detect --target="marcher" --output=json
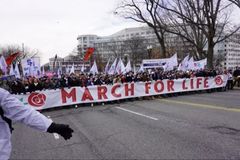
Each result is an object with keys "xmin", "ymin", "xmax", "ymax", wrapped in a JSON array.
[
  {"xmin": 227, "ymin": 70, "xmax": 234, "ymax": 90},
  {"xmin": 0, "ymin": 88, "xmax": 74, "ymax": 160},
  {"xmin": 233, "ymin": 66, "xmax": 240, "ymax": 88}
]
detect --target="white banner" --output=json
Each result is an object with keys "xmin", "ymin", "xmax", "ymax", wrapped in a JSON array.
[
  {"xmin": 21, "ymin": 58, "xmax": 41, "ymax": 77},
  {"xmin": 142, "ymin": 58, "xmax": 169, "ymax": 69},
  {"xmin": 143, "ymin": 54, "xmax": 178, "ymax": 69},
  {"xmin": 15, "ymin": 75, "xmax": 228, "ymax": 110}
]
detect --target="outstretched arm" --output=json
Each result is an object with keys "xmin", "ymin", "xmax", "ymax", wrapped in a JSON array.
[{"xmin": 0, "ymin": 88, "xmax": 73, "ymax": 139}]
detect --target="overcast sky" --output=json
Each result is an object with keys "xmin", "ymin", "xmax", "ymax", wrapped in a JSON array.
[
  {"xmin": 0, "ymin": 0, "xmax": 141, "ymax": 64},
  {"xmin": 1, "ymin": 0, "xmax": 239, "ymax": 65}
]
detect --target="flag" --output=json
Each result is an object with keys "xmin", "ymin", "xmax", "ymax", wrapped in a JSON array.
[
  {"xmin": 6, "ymin": 52, "xmax": 21, "ymax": 66},
  {"xmin": 66, "ymin": 65, "xmax": 70, "ymax": 74},
  {"xmin": 81, "ymin": 63, "xmax": 85, "ymax": 72},
  {"xmin": 21, "ymin": 58, "xmax": 41, "ymax": 77},
  {"xmin": 164, "ymin": 53, "xmax": 178, "ymax": 71},
  {"xmin": 9, "ymin": 64, "xmax": 14, "ymax": 76},
  {"xmin": 169, "ymin": 53, "xmax": 178, "ymax": 66},
  {"xmin": 193, "ymin": 58, "xmax": 207, "ymax": 70},
  {"xmin": 70, "ymin": 64, "xmax": 75, "ymax": 74},
  {"xmin": 57, "ymin": 67, "xmax": 62, "ymax": 78},
  {"xmin": 115, "ymin": 58, "xmax": 125, "ymax": 74},
  {"xmin": 186, "ymin": 57, "xmax": 194, "ymax": 70},
  {"xmin": 9, "ymin": 64, "xmax": 21, "ymax": 78},
  {"xmin": 90, "ymin": 60, "xmax": 98, "ymax": 74},
  {"xmin": 14, "ymin": 64, "xmax": 21, "ymax": 78},
  {"xmin": 124, "ymin": 60, "xmax": 132, "ymax": 73},
  {"xmin": 0, "ymin": 55, "xmax": 8, "ymax": 74},
  {"xmin": 104, "ymin": 59, "xmax": 110, "ymax": 74},
  {"xmin": 83, "ymin": 48, "xmax": 95, "ymax": 61},
  {"xmin": 53, "ymin": 54, "xmax": 57, "ymax": 69},
  {"xmin": 41, "ymin": 66, "xmax": 45, "ymax": 76},
  {"xmin": 138, "ymin": 63, "xmax": 144, "ymax": 73},
  {"xmin": 178, "ymin": 55, "xmax": 189, "ymax": 71},
  {"xmin": 108, "ymin": 58, "xmax": 117, "ymax": 75}
]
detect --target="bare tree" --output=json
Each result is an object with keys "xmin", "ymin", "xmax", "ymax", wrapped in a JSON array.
[
  {"xmin": 165, "ymin": 34, "xmax": 197, "ymax": 59},
  {"xmin": 107, "ymin": 39, "xmax": 127, "ymax": 58},
  {"xmin": 213, "ymin": 52, "xmax": 225, "ymax": 67},
  {"xmin": 158, "ymin": 0, "xmax": 240, "ymax": 69},
  {"xmin": 124, "ymin": 36, "xmax": 147, "ymax": 66},
  {"xmin": 0, "ymin": 45, "xmax": 22, "ymax": 57},
  {"xmin": 228, "ymin": 0, "xmax": 240, "ymax": 7},
  {"xmin": 0, "ymin": 44, "xmax": 40, "ymax": 58},
  {"xmin": 116, "ymin": 0, "xmax": 168, "ymax": 58},
  {"xmin": 0, "ymin": 44, "xmax": 40, "ymax": 65},
  {"xmin": 161, "ymin": 0, "xmax": 208, "ymax": 60}
]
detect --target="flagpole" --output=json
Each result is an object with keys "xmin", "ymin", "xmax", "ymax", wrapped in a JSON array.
[
  {"xmin": 83, "ymin": 60, "xmax": 85, "ymax": 73},
  {"xmin": 22, "ymin": 43, "xmax": 24, "ymax": 54}
]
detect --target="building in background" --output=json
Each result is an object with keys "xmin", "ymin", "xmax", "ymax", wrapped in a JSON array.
[
  {"xmin": 77, "ymin": 26, "xmax": 196, "ymax": 65},
  {"xmin": 46, "ymin": 26, "xmax": 240, "ymax": 71},
  {"xmin": 46, "ymin": 54, "xmax": 90, "ymax": 73},
  {"xmin": 77, "ymin": 35, "xmax": 98, "ymax": 58},
  {"xmin": 224, "ymin": 34, "xmax": 240, "ymax": 69}
]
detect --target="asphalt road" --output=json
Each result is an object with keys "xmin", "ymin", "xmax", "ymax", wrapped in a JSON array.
[{"xmin": 11, "ymin": 88, "xmax": 240, "ymax": 159}]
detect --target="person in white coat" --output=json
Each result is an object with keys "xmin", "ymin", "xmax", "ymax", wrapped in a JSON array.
[{"xmin": 0, "ymin": 88, "xmax": 74, "ymax": 160}]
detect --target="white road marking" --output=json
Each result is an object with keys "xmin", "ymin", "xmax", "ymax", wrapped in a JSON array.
[
  {"xmin": 47, "ymin": 116, "xmax": 60, "ymax": 140},
  {"xmin": 116, "ymin": 107, "xmax": 159, "ymax": 121}
]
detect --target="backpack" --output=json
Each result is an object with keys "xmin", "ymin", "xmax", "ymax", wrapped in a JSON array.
[{"xmin": 0, "ymin": 106, "xmax": 14, "ymax": 133}]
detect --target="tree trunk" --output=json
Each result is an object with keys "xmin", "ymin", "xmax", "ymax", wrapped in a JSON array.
[
  {"xmin": 153, "ymin": 29, "xmax": 167, "ymax": 58},
  {"xmin": 159, "ymin": 38, "xmax": 167, "ymax": 58},
  {"xmin": 196, "ymin": 47, "xmax": 205, "ymax": 60},
  {"xmin": 207, "ymin": 41, "xmax": 214, "ymax": 69}
]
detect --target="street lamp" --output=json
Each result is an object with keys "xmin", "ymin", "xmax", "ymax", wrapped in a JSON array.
[{"xmin": 147, "ymin": 45, "xmax": 153, "ymax": 59}]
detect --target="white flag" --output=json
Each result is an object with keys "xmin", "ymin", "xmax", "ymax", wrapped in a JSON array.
[
  {"xmin": 115, "ymin": 58, "xmax": 125, "ymax": 74},
  {"xmin": 186, "ymin": 57, "xmax": 194, "ymax": 70},
  {"xmin": 108, "ymin": 58, "xmax": 117, "ymax": 75},
  {"xmin": 124, "ymin": 60, "xmax": 132, "ymax": 73},
  {"xmin": 193, "ymin": 58, "xmax": 207, "ymax": 70},
  {"xmin": 169, "ymin": 53, "xmax": 178, "ymax": 66},
  {"xmin": 66, "ymin": 65, "xmax": 70, "ymax": 74},
  {"xmin": 104, "ymin": 59, "xmax": 110, "ymax": 74},
  {"xmin": 57, "ymin": 67, "xmax": 62, "ymax": 78},
  {"xmin": 9, "ymin": 64, "xmax": 21, "ymax": 78},
  {"xmin": 41, "ymin": 66, "xmax": 45, "ymax": 76},
  {"xmin": 70, "ymin": 64, "xmax": 75, "ymax": 74},
  {"xmin": 90, "ymin": 60, "xmax": 98, "ymax": 74},
  {"xmin": 14, "ymin": 64, "xmax": 21, "ymax": 78},
  {"xmin": 81, "ymin": 63, "xmax": 85, "ymax": 72},
  {"xmin": 9, "ymin": 64, "xmax": 15, "ymax": 76},
  {"xmin": 178, "ymin": 55, "xmax": 189, "ymax": 71},
  {"xmin": 164, "ymin": 53, "xmax": 178, "ymax": 71},
  {"xmin": 0, "ymin": 55, "xmax": 7, "ymax": 74},
  {"xmin": 138, "ymin": 63, "xmax": 144, "ymax": 73}
]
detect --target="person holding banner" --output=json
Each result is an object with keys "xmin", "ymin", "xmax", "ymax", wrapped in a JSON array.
[
  {"xmin": 233, "ymin": 66, "xmax": 240, "ymax": 88},
  {"xmin": 0, "ymin": 87, "xmax": 74, "ymax": 160}
]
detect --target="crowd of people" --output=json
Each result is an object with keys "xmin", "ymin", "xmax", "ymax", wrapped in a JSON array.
[{"xmin": 0, "ymin": 67, "xmax": 240, "ymax": 95}]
